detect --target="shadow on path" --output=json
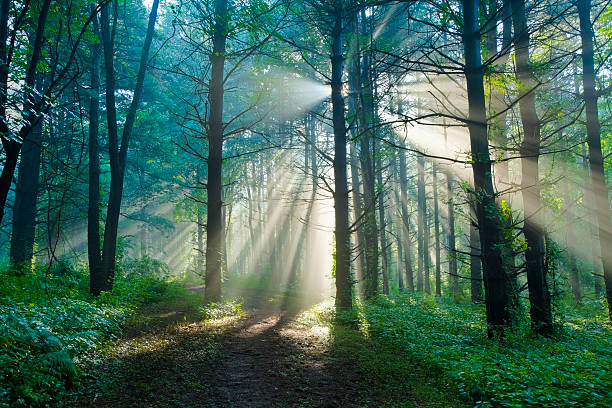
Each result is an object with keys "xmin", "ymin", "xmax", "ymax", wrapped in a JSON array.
[{"xmin": 73, "ymin": 290, "xmax": 368, "ymax": 408}]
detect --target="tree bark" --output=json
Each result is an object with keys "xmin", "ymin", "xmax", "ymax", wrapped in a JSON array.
[
  {"xmin": 88, "ymin": 10, "xmax": 103, "ymax": 295},
  {"xmin": 204, "ymin": 0, "xmax": 229, "ymax": 302},
  {"xmin": 99, "ymin": 0, "xmax": 160, "ymax": 293},
  {"xmin": 0, "ymin": 0, "xmax": 51, "ymax": 228},
  {"xmin": 577, "ymin": 0, "xmax": 612, "ymax": 321},
  {"xmin": 511, "ymin": 0, "xmax": 553, "ymax": 335},
  {"xmin": 331, "ymin": 0, "xmax": 352, "ymax": 310},
  {"xmin": 399, "ymin": 146, "xmax": 414, "ymax": 291},
  {"xmin": 463, "ymin": 0, "xmax": 512, "ymax": 337},
  {"xmin": 10, "ymin": 78, "xmax": 43, "ymax": 270}
]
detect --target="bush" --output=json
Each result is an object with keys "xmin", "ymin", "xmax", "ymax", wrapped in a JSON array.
[{"xmin": 0, "ymin": 260, "xmax": 176, "ymax": 407}]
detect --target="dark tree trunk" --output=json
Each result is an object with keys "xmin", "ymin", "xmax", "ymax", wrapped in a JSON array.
[
  {"xmin": 356, "ymin": 25, "xmax": 379, "ymax": 299},
  {"xmin": 463, "ymin": 0, "xmax": 512, "ymax": 337},
  {"xmin": 469, "ymin": 206, "xmax": 483, "ymax": 302},
  {"xmin": 331, "ymin": 0, "xmax": 352, "ymax": 310},
  {"xmin": 88, "ymin": 11, "xmax": 103, "ymax": 295},
  {"xmin": 204, "ymin": 0, "xmax": 228, "ymax": 303},
  {"xmin": 10, "ymin": 79, "xmax": 43, "ymax": 269},
  {"xmin": 99, "ymin": 0, "xmax": 160, "ymax": 293},
  {"xmin": 511, "ymin": 0, "xmax": 553, "ymax": 335},
  {"xmin": 347, "ymin": 26, "xmax": 366, "ymax": 293},
  {"xmin": 0, "ymin": 0, "xmax": 50, "ymax": 227},
  {"xmin": 577, "ymin": 0, "xmax": 612, "ymax": 321},
  {"xmin": 399, "ymin": 146, "xmax": 414, "ymax": 291}
]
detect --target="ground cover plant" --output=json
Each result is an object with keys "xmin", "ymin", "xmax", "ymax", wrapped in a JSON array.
[{"xmin": 297, "ymin": 295, "xmax": 612, "ymax": 408}]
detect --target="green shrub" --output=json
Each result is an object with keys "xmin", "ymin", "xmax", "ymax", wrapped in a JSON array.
[{"xmin": 0, "ymin": 260, "xmax": 177, "ymax": 407}]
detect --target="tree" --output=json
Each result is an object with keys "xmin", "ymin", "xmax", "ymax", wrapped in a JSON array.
[
  {"xmin": 577, "ymin": 0, "xmax": 612, "ymax": 321},
  {"xmin": 91, "ymin": 0, "xmax": 160, "ymax": 295},
  {"xmin": 462, "ymin": 0, "xmax": 512, "ymax": 337}
]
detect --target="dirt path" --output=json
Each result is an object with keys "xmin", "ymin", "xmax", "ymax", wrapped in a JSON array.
[{"xmin": 74, "ymin": 293, "xmax": 368, "ymax": 408}]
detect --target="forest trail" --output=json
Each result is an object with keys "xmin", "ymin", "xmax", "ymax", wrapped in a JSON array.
[{"xmin": 74, "ymin": 288, "xmax": 370, "ymax": 408}]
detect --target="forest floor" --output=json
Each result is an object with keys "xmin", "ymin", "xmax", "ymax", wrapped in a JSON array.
[{"xmin": 72, "ymin": 286, "xmax": 460, "ymax": 408}]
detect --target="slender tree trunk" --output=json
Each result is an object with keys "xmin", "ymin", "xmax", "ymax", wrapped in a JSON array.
[
  {"xmin": 376, "ymin": 150, "xmax": 390, "ymax": 295},
  {"xmin": 417, "ymin": 154, "xmax": 425, "ymax": 291},
  {"xmin": 577, "ymin": 0, "xmax": 612, "ymax": 321},
  {"xmin": 100, "ymin": 0, "xmax": 160, "ymax": 293},
  {"xmin": 399, "ymin": 146, "xmax": 414, "ymax": 291},
  {"xmin": 88, "ymin": 12, "xmax": 103, "ymax": 294},
  {"xmin": 463, "ymin": 0, "xmax": 511, "ymax": 337},
  {"xmin": 511, "ymin": 0, "xmax": 553, "ymax": 335},
  {"xmin": 447, "ymin": 168, "xmax": 459, "ymax": 300},
  {"xmin": 10, "ymin": 78, "xmax": 43, "ymax": 270},
  {"xmin": 355, "ymin": 8, "xmax": 380, "ymax": 299},
  {"xmin": 392, "ymin": 157, "xmax": 404, "ymax": 290},
  {"xmin": 347, "ymin": 26, "xmax": 366, "ymax": 294},
  {"xmin": 331, "ymin": 0, "xmax": 351, "ymax": 310},
  {"xmin": 433, "ymin": 163, "xmax": 441, "ymax": 296},
  {"xmin": 204, "ymin": 0, "xmax": 228, "ymax": 303}
]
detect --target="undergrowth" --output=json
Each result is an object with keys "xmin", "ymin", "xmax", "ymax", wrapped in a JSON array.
[
  {"xmin": 0, "ymin": 258, "xmax": 184, "ymax": 408},
  {"xmin": 299, "ymin": 294, "xmax": 612, "ymax": 408}
]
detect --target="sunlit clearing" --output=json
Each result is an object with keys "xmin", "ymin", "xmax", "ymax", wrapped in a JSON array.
[{"xmin": 223, "ymin": 150, "xmax": 334, "ymax": 309}]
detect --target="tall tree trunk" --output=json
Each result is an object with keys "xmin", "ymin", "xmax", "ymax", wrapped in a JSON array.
[
  {"xmin": 0, "ymin": 0, "xmax": 51, "ymax": 227},
  {"xmin": 417, "ymin": 154, "xmax": 425, "ymax": 291},
  {"xmin": 350, "ymin": 142, "xmax": 366, "ymax": 293},
  {"xmin": 399, "ymin": 146, "xmax": 414, "ymax": 291},
  {"xmin": 88, "ymin": 11, "xmax": 103, "ymax": 294},
  {"xmin": 99, "ymin": 0, "xmax": 160, "ymax": 293},
  {"xmin": 204, "ymin": 0, "xmax": 228, "ymax": 302},
  {"xmin": 331, "ymin": 0, "xmax": 351, "ymax": 310},
  {"xmin": 463, "ymin": 0, "xmax": 511, "ymax": 337},
  {"xmin": 10, "ymin": 78, "xmax": 43, "ymax": 270},
  {"xmin": 347, "ymin": 26, "xmax": 366, "ymax": 294},
  {"xmin": 577, "ymin": 0, "xmax": 612, "ymax": 321},
  {"xmin": 433, "ymin": 163, "xmax": 441, "ymax": 296},
  {"xmin": 356, "ymin": 15, "xmax": 379, "ymax": 299},
  {"xmin": 511, "ymin": 0, "xmax": 553, "ymax": 335},
  {"xmin": 376, "ymin": 149, "xmax": 390, "ymax": 295},
  {"xmin": 393, "ymin": 154, "xmax": 404, "ymax": 290},
  {"xmin": 447, "ymin": 169, "xmax": 459, "ymax": 300}
]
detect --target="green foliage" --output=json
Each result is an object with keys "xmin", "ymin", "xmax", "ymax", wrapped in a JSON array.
[
  {"xmin": 305, "ymin": 295, "xmax": 612, "ymax": 408},
  {"xmin": 0, "ymin": 261, "xmax": 178, "ymax": 407}
]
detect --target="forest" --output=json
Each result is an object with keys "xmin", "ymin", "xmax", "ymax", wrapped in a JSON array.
[{"xmin": 1, "ymin": 0, "xmax": 611, "ymax": 406}]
